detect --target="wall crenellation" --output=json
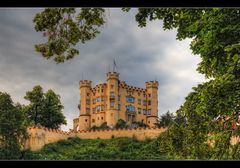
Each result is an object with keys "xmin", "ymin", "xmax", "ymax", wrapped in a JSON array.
[{"xmin": 24, "ymin": 125, "xmax": 167, "ymax": 151}]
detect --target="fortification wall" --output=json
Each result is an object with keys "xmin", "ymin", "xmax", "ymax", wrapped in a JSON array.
[
  {"xmin": 24, "ymin": 125, "xmax": 75, "ymax": 151},
  {"xmin": 24, "ymin": 126, "xmax": 167, "ymax": 151},
  {"xmin": 75, "ymin": 127, "xmax": 167, "ymax": 140}
]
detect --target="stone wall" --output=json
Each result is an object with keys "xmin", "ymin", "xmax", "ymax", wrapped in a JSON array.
[{"xmin": 24, "ymin": 126, "xmax": 167, "ymax": 151}]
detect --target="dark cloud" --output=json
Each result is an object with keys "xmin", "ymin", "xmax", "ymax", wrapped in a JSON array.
[{"xmin": 0, "ymin": 8, "xmax": 205, "ymax": 130}]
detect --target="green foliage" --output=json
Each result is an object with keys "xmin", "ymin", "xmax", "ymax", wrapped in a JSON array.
[
  {"xmin": 156, "ymin": 111, "xmax": 175, "ymax": 128},
  {"xmin": 34, "ymin": 8, "xmax": 105, "ymax": 63},
  {"xmin": 24, "ymin": 85, "xmax": 66, "ymax": 129},
  {"xmin": 22, "ymin": 137, "xmax": 167, "ymax": 160},
  {"xmin": 115, "ymin": 119, "xmax": 128, "ymax": 128},
  {"xmin": 0, "ymin": 92, "xmax": 28, "ymax": 160}
]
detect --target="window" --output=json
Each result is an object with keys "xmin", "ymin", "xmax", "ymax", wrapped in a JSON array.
[
  {"xmin": 85, "ymin": 119, "xmax": 88, "ymax": 122},
  {"xmin": 86, "ymin": 99, "xmax": 90, "ymax": 105},
  {"xmin": 138, "ymin": 99, "xmax": 141, "ymax": 105},
  {"xmin": 138, "ymin": 108, "xmax": 141, "ymax": 114},
  {"xmin": 87, "ymin": 93, "xmax": 90, "ymax": 96},
  {"xmin": 97, "ymin": 105, "xmax": 101, "ymax": 112},
  {"xmin": 147, "ymin": 109, "xmax": 151, "ymax": 115},
  {"xmin": 118, "ymin": 95, "xmax": 120, "ymax": 101},
  {"xmin": 101, "ymin": 89, "xmax": 104, "ymax": 93},
  {"xmin": 138, "ymin": 92, "xmax": 141, "ymax": 96},
  {"xmin": 111, "ymin": 84, "xmax": 114, "ymax": 89},
  {"xmin": 93, "ymin": 108, "xmax": 96, "ymax": 113},
  {"xmin": 143, "ymin": 94, "xmax": 146, "ymax": 97},
  {"xmin": 101, "ymin": 96, "xmax": 104, "ymax": 101},
  {"xmin": 126, "ymin": 105, "xmax": 135, "ymax": 112},
  {"xmin": 143, "ymin": 100, "xmax": 147, "ymax": 106},
  {"xmin": 148, "ymin": 94, "xmax": 151, "ymax": 97},
  {"xmin": 97, "ymin": 97, "xmax": 100, "ymax": 102},
  {"xmin": 126, "ymin": 96, "xmax": 134, "ymax": 103},
  {"xmin": 93, "ymin": 99, "xmax": 96, "ymax": 104},
  {"xmin": 98, "ymin": 117, "xmax": 99, "ymax": 120},
  {"xmin": 101, "ymin": 105, "xmax": 104, "ymax": 111},
  {"xmin": 142, "ymin": 119, "xmax": 144, "ymax": 122},
  {"xmin": 92, "ymin": 119, "xmax": 95, "ymax": 123},
  {"xmin": 101, "ymin": 117, "xmax": 103, "ymax": 120},
  {"xmin": 148, "ymin": 100, "xmax": 151, "ymax": 105},
  {"xmin": 118, "ymin": 104, "xmax": 120, "ymax": 110},
  {"xmin": 148, "ymin": 121, "xmax": 150, "ymax": 124},
  {"xmin": 110, "ymin": 102, "xmax": 114, "ymax": 108},
  {"xmin": 143, "ymin": 109, "xmax": 147, "ymax": 115},
  {"xmin": 86, "ymin": 108, "xmax": 90, "ymax": 114}
]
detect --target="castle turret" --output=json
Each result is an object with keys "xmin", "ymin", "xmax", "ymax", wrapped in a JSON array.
[
  {"xmin": 106, "ymin": 72, "xmax": 119, "ymax": 127},
  {"xmin": 78, "ymin": 80, "xmax": 92, "ymax": 130},
  {"xmin": 146, "ymin": 81, "xmax": 159, "ymax": 128}
]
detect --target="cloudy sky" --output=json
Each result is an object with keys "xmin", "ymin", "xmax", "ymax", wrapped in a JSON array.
[{"xmin": 0, "ymin": 8, "xmax": 206, "ymax": 130}]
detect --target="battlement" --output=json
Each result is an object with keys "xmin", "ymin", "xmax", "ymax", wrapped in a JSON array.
[
  {"xmin": 79, "ymin": 80, "xmax": 92, "ymax": 88},
  {"xmin": 146, "ymin": 81, "xmax": 159, "ymax": 89},
  {"xmin": 106, "ymin": 71, "xmax": 119, "ymax": 80},
  {"xmin": 24, "ymin": 125, "xmax": 167, "ymax": 151}
]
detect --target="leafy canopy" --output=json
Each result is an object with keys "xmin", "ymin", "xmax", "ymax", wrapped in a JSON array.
[{"xmin": 24, "ymin": 85, "xmax": 66, "ymax": 129}]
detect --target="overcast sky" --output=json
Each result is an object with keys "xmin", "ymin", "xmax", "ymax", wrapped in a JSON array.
[{"xmin": 0, "ymin": 8, "xmax": 206, "ymax": 130}]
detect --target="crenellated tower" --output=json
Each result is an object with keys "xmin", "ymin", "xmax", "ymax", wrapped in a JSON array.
[
  {"xmin": 78, "ymin": 80, "xmax": 92, "ymax": 130},
  {"xmin": 146, "ymin": 81, "xmax": 159, "ymax": 128},
  {"xmin": 106, "ymin": 72, "xmax": 119, "ymax": 127}
]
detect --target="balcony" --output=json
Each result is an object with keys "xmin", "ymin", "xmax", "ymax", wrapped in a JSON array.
[
  {"xmin": 110, "ymin": 95, "xmax": 115, "ymax": 101},
  {"xmin": 126, "ymin": 110, "xmax": 136, "ymax": 115}
]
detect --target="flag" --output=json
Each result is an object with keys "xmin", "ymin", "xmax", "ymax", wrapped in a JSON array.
[{"xmin": 113, "ymin": 59, "xmax": 117, "ymax": 71}]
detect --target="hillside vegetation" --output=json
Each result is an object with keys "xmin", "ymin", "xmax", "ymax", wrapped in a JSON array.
[{"xmin": 22, "ymin": 137, "xmax": 167, "ymax": 160}]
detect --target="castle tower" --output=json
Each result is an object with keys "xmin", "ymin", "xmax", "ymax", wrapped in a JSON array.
[
  {"xmin": 146, "ymin": 81, "xmax": 159, "ymax": 128},
  {"xmin": 78, "ymin": 80, "xmax": 92, "ymax": 130},
  {"xmin": 106, "ymin": 72, "xmax": 119, "ymax": 128}
]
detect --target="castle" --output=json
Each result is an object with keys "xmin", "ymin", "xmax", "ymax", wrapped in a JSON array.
[{"xmin": 73, "ymin": 71, "xmax": 159, "ymax": 131}]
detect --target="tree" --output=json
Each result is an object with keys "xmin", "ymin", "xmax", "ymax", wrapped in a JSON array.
[
  {"xmin": 24, "ymin": 86, "xmax": 66, "ymax": 129},
  {"xmin": 115, "ymin": 119, "xmax": 128, "ymax": 129},
  {"xmin": 33, "ymin": 8, "xmax": 105, "ymax": 63},
  {"xmin": 41, "ymin": 89, "xmax": 66, "ymax": 129},
  {"xmin": 0, "ymin": 92, "xmax": 28, "ymax": 159},
  {"xmin": 156, "ymin": 111, "xmax": 175, "ymax": 128}
]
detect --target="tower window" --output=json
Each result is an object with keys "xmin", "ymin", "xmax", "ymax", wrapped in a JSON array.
[
  {"xmin": 86, "ymin": 108, "xmax": 90, "ymax": 114},
  {"xmin": 92, "ymin": 119, "xmax": 95, "ymax": 123},
  {"xmin": 85, "ymin": 119, "xmax": 88, "ymax": 122},
  {"xmin": 118, "ymin": 95, "xmax": 120, "ymax": 101},
  {"xmin": 93, "ymin": 99, "xmax": 96, "ymax": 104},
  {"xmin": 138, "ymin": 99, "xmax": 141, "ymax": 105},
  {"xmin": 148, "ymin": 100, "xmax": 151, "ymax": 105},
  {"xmin": 101, "ymin": 117, "xmax": 103, "ymax": 120},
  {"xmin": 118, "ymin": 104, "xmax": 120, "ymax": 110},
  {"xmin": 86, "ymin": 99, "xmax": 90, "ymax": 105},
  {"xmin": 87, "ymin": 93, "xmax": 90, "ymax": 96},
  {"xmin": 126, "ymin": 105, "xmax": 135, "ymax": 112},
  {"xmin": 101, "ymin": 96, "xmax": 104, "ymax": 101},
  {"xmin": 101, "ymin": 105, "xmax": 104, "ymax": 111},
  {"xmin": 97, "ymin": 97, "xmax": 100, "ymax": 102},
  {"xmin": 143, "ymin": 100, "xmax": 147, "ymax": 106},
  {"xmin": 126, "ymin": 96, "xmax": 134, "ymax": 103},
  {"xmin": 93, "ymin": 108, "xmax": 96, "ymax": 113},
  {"xmin": 138, "ymin": 108, "xmax": 141, "ymax": 114},
  {"xmin": 111, "ymin": 85, "xmax": 114, "ymax": 89},
  {"xmin": 101, "ymin": 89, "xmax": 104, "ymax": 92},
  {"xmin": 148, "ymin": 94, "xmax": 151, "ymax": 97},
  {"xmin": 110, "ymin": 102, "xmax": 114, "ymax": 108},
  {"xmin": 143, "ymin": 109, "xmax": 147, "ymax": 115},
  {"xmin": 147, "ymin": 109, "xmax": 151, "ymax": 115},
  {"xmin": 97, "ymin": 105, "xmax": 101, "ymax": 112}
]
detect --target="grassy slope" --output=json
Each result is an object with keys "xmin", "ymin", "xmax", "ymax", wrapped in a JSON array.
[{"xmin": 22, "ymin": 137, "xmax": 168, "ymax": 160}]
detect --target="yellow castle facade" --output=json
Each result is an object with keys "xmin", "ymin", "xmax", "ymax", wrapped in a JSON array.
[{"xmin": 73, "ymin": 71, "xmax": 159, "ymax": 131}]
